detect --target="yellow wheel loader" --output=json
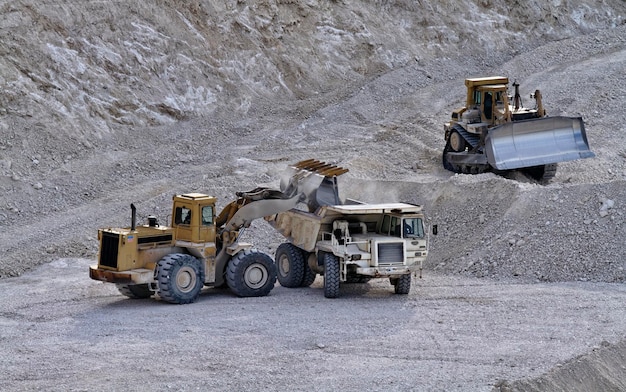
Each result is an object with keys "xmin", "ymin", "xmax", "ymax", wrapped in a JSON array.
[
  {"xmin": 442, "ymin": 76, "xmax": 594, "ymax": 182},
  {"xmin": 89, "ymin": 160, "xmax": 344, "ymax": 304}
]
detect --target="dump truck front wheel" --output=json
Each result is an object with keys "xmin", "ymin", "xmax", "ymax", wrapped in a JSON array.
[
  {"xmin": 323, "ymin": 253, "xmax": 340, "ymax": 298},
  {"xmin": 156, "ymin": 253, "xmax": 204, "ymax": 304},
  {"xmin": 116, "ymin": 283, "xmax": 153, "ymax": 299},
  {"xmin": 227, "ymin": 249, "xmax": 277, "ymax": 297},
  {"xmin": 391, "ymin": 274, "xmax": 411, "ymax": 295},
  {"xmin": 276, "ymin": 243, "xmax": 305, "ymax": 288}
]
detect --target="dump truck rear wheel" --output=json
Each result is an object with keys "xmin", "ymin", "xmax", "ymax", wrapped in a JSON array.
[
  {"xmin": 116, "ymin": 283, "xmax": 153, "ymax": 299},
  {"xmin": 227, "ymin": 249, "xmax": 277, "ymax": 297},
  {"xmin": 156, "ymin": 253, "xmax": 204, "ymax": 304},
  {"xmin": 300, "ymin": 251, "xmax": 317, "ymax": 287},
  {"xmin": 392, "ymin": 274, "xmax": 411, "ymax": 295},
  {"xmin": 323, "ymin": 253, "xmax": 340, "ymax": 298},
  {"xmin": 275, "ymin": 243, "xmax": 305, "ymax": 288}
]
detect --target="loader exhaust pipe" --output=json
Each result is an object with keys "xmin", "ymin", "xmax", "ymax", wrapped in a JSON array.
[{"xmin": 131, "ymin": 203, "xmax": 136, "ymax": 231}]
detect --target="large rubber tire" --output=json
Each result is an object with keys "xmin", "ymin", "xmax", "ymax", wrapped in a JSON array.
[
  {"xmin": 156, "ymin": 253, "xmax": 204, "ymax": 304},
  {"xmin": 226, "ymin": 249, "xmax": 277, "ymax": 297},
  {"xmin": 300, "ymin": 250, "xmax": 317, "ymax": 287},
  {"xmin": 392, "ymin": 274, "xmax": 412, "ymax": 295},
  {"xmin": 323, "ymin": 253, "xmax": 340, "ymax": 299},
  {"xmin": 275, "ymin": 243, "xmax": 305, "ymax": 288},
  {"xmin": 116, "ymin": 283, "xmax": 153, "ymax": 299}
]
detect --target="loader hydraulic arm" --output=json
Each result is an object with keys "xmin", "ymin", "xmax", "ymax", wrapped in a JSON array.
[{"xmin": 212, "ymin": 160, "xmax": 349, "ymax": 287}]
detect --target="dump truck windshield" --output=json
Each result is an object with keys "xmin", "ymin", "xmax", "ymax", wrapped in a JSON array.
[{"xmin": 403, "ymin": 218, "xmax": 424, "ymax": 238}]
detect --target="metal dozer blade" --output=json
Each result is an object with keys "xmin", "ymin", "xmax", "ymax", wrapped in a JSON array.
[
  {"xmin": 484, "ymin": 116, "xmax": 595, "ymax": 170},
  {"xmin": 280, "ymin": 159, "xmax": 349, "ymax": 212}
]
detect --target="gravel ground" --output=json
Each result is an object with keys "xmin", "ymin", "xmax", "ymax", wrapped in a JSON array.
[{"xmin": 1, "ymin": 1, "xmax": 625, "ymax": 390}]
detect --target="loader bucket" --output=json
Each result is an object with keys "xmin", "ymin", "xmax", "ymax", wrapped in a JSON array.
[
  {"xmin": 484, "ymin": 116, "xmax": 595, "ymax": 170},
  {"xmin": 280, "ymin": 159, "xmax": 349, "ymax": 211}
]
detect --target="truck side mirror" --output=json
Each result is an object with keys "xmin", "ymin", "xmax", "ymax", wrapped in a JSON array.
[{"xmin": 432, "ymin": 224, "xmax": 438, "ymax": 235}]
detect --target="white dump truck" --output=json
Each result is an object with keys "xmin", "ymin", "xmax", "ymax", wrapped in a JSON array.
[{"xmin": 266, "ymin": 160, "xmax": 431, "ymax": 298}]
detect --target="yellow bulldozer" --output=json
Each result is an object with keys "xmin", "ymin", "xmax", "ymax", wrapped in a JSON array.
[
  {"xmin": 442, "ymin": 76, "xmax": 594, "ymax": 182},
  {"xmin": 89, "ymin": 160, "xmax": 344, "ymax": 304}
]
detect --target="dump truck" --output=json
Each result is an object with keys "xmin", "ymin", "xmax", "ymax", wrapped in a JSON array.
[
  {"xmin": 89, "ymin": 161, "xmax": 336, "ymax": 304},
  {"xmin": 442, "ymin": 76, "xmax": 594, "ymax": 182},
  {"xmin": 266, "ymin": 161, "xmax": 431, "ymax": 298}
]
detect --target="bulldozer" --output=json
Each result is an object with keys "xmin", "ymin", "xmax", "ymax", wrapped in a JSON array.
[
  {"xmin": 89, "ymin": 160, "xmax": 344, "ymax": 304},
  {"xmin": 442, "ymin": 76, "xmax": 594, "ymax": 182}
]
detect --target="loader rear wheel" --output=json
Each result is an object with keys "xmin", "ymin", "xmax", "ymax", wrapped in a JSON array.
[
  {"xmin": 276, "ymin": 243, "xmax": 305, "ymax": 288},
  {"xmin": 323, "ymin": 253, "xmax": 340, "ymax": 299},
  {"xmin": 227, "ymin": 249, "xmax": 277, "ymax": 297},
  {"xmin": 156, "ymin": 253, "xmax": 204, "ymax": 304},
  {"xmin": 116, "ymin": 283, "xmax": 153, "ymax": 299},
  {"xmin": 392, "ymin": 274, "xmax": 411, "ymax": 295}
]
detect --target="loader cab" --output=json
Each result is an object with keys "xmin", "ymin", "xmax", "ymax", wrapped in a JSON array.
[{"xmin": 171, "ymin": 193, "xmax": 217, "ymax": 243}]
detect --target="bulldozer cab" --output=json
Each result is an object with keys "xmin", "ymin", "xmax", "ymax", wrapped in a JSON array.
[
  {"xmin": 171, "ymin": 193, "xmax": 217, "ymax": 243},
  {"xmin": 472, "ymin": 85, "xmax": 509, "ymax": 125}
]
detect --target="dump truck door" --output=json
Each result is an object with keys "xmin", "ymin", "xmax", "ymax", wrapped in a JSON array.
[{"xmin": 484, "ymin": 116, "xmax": 595, "ymax": 170}]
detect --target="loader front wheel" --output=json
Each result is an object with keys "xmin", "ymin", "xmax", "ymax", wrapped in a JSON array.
[
  {"xmin": 156, "ymin": 253, "xmax": 204, "ymax": 304},
  {"xmin": 275, "ymin": 243, "xmax": 305, "ymax": 288},
  {"xmin": 227, "ymin": 249, "xmax": 277, "ymax": 297},
  {"xmin": 323, "ymin": 253, "xmax": 340, "ymax": 298},
  {"xmin": 116, "ymin": 283, "xmax": 153, "ymax": 299}
]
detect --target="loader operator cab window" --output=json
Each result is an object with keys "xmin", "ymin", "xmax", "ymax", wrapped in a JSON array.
[
  {"xmin": 202, "ymin": 206, "xmax": 214, "ymax": 226},
  {"xmin": 175, "ymin": 206, "xmax": 192, "ymax": 225}
]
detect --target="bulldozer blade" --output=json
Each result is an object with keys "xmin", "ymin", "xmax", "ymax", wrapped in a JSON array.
[
  {"xmin": 485, "ymin": 116, "xmax": 595, "ymax": 170},
  {"xmin": 280, "ymin": 159, "xmax": 348, "ymax": 211}
]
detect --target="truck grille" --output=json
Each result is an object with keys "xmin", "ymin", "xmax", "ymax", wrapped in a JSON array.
[
  {"xmin": 99, "ymin": 232, "xmax": 119, "ymax": 269},
  {"xmin": 377, "ymin": 242, "xmax": 404, "ymax": 265}
]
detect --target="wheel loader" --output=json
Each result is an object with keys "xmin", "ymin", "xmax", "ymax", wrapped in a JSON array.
[
  {"xmin": 442, "ymin": 76, "xmax": 594, "ymax": 182},
  {"xmin": 89, "ymin": 160, "xmax": 343, "ymax": 304}
]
